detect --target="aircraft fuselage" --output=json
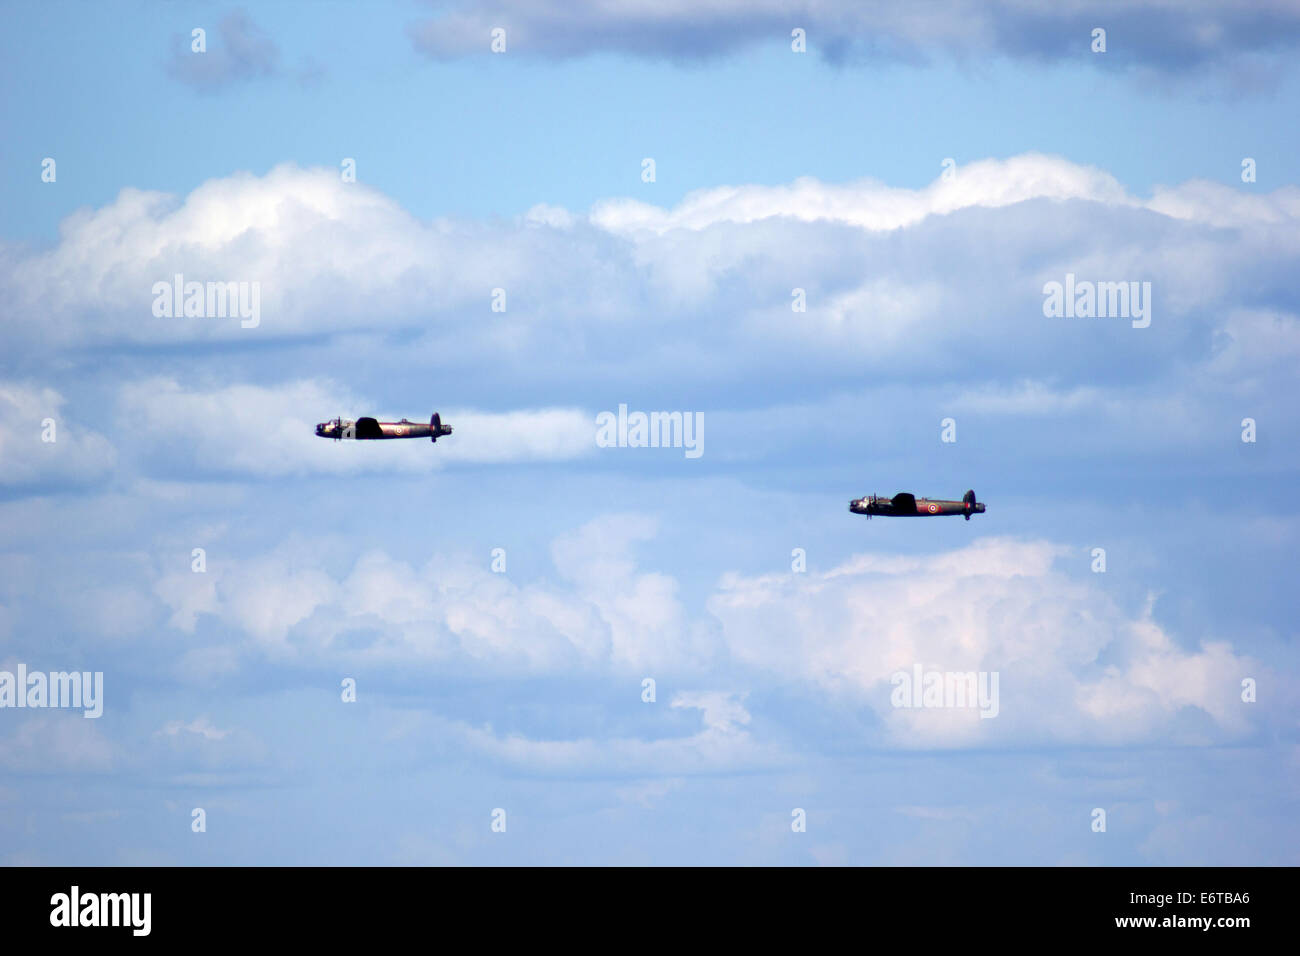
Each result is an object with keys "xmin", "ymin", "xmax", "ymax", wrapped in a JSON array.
[
  {"xmin": 315, "ymin": 413, "xmax": 453, "ymax": 442},
  {"xmin": 850, "ymin": 491, "xmax": 986, "ymax": 520}
]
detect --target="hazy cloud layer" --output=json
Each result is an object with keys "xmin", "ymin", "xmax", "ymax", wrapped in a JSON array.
[{"xmin": 116, "ymin": 378, "xmax": 594, "ymax": 476}]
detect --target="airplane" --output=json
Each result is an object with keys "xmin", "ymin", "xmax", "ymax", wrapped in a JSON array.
[
  {"xmin": 850, "ymin": 489, "xmax": 985, "ymax": 520},
  {"xmin": 315, "ymin": 412, "xmax": 454, "ymax": 442}
]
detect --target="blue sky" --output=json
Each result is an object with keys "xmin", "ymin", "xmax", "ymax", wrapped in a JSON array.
[{"xmin": 1, "ymin": 1, "xmax": 1298, "ymax": 865}]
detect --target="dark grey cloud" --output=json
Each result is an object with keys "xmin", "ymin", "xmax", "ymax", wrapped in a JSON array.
[{"xmin": 408, "ymin": 0, "xmax": 1300, "ymax": 80}]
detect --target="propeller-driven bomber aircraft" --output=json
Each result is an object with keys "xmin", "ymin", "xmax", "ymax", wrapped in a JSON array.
[
  {"xmin": 315, "ymin": 412, "xmax": 454, "ymax": 442},
  {"xmin": 850, "ymin": 490, "xmax": 986, "ymax": 520}
]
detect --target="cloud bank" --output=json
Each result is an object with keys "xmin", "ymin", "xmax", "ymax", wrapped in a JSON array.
[{"xmin": 408, "ymin": 0, "xmax": 1300, "ymax": 78}]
